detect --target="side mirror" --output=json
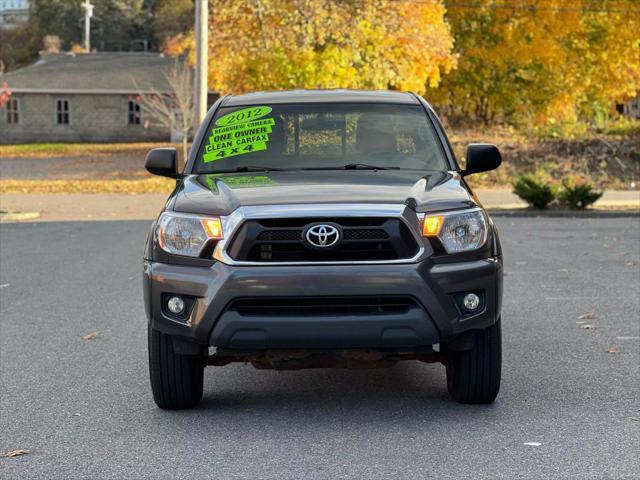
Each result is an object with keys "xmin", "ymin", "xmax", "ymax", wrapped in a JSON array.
[
  {"xmin": 145, "ymin": 148, "xmax": 178, "ymax": 178},
  {"xmin": 462, "ymin": 143, "xmax": 502, "ymax": 176}
]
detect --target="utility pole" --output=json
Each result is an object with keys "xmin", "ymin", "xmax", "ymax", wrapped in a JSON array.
[
  {"xmin": 82, "ymin": 0, "xmax": 94, "ymax": 53},
  {"xmin": 194, "ymin": 0, "xmax": 208, "ymax": 126}
]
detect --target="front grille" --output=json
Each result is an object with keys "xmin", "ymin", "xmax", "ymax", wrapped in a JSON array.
[
  {"xmin": 257, "ymin": 230, "xmax": 302, "ymax": 241},
  {"xmin": 256, "ymin": 228, "xmax": 389, "ymax": 242},
  {"xmin": 226, "ymin": 217, "xmax": 420, "ymax": 263},
  {"xmin": 343, "ymin": 228, "xmax": 389, "ymax": 240},
  {"xmin": 228, "ymin": 296, "xmax": 418, "ymax": 316}
]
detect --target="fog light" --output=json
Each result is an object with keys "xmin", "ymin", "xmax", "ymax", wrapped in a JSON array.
[
  {"xmin": 167, "ymin": 296, "xmax": 185, "ymax": 315},
  {"xmin": 463, "ymin": 293, "xmax": 481, "ymax": 311}
]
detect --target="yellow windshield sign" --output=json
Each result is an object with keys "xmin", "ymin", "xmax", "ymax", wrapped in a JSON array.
[
  {"xmin": 204, "ymin": 106, "xmax": 275, "ymax": 163},
  {"xmin": 203, "ymin": 174, "xmax": 276, "ymax": 192}
]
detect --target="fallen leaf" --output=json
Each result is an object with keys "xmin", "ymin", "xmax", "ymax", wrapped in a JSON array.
[
  {"xmin": 631, "ymin": 417, "xmax": 640, "ymax": 422},
  {"xmin": 606, "ymin": 346, "xmax": 621, "ymax": 354},
  {"xmin": 582, "ymin": 324, "xmax": 595, "ymax": 330},
  {"xmin": 578, "ymin": 312, "xmax": 596, "ymax": 320},
  {"xmin": 81, "ymin": 331, "xmax": 100, "ymax": 340},
  {"xmin": 626, "ymin": 261, "xmax": 637, "ymax": 267},
  {"xmin": 2, "ymin": 449, "xmax": 30, "ymax": 457},
  {"xmin": 524, "ymin": 442, "xmax": 542, "ymax": 447}
]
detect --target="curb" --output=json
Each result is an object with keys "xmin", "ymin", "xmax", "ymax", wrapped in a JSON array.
[{"xmin": 0, "ymin": 211, "xmax": 41, "ymax": 222}]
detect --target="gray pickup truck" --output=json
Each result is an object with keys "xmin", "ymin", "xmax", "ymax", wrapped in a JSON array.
[{"xmin": 143, "ymin": 90, "xmax": 503, "ymax": 409}]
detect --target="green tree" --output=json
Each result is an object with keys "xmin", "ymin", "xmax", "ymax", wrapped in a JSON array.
[
  {"xmin": 0, "ymin": 24, "xmax": 40, "ymax": 72},
  {"xmin": 152, "ymin": 0, "xmax": 193, "ymax": 47},
  {"xmin": 31, "ymin": 0, "xmax": 84, "ymax": 50},
  {"xmin": 87, "ymin": 0, "xmax": 154, "ymax": 51},
  {"xmin": 29, "ymin": 0, "xmax": 156, "ymax": 52}
]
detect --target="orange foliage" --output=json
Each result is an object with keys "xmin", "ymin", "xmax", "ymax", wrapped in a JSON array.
[{"xmin": 170, "ymin": 0, "xmax": 456, "ymax": 94}]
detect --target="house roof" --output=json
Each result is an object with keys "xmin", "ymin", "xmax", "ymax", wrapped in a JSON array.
[
  {"xmin": 225, "ymin": 89, "xmax": 419, "ymax": 106},
  {"xmin": 0, "ymin": 52, "xmax": 181, "ymax": 94}
]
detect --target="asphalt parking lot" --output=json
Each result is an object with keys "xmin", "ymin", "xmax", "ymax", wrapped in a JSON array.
[{"xmin": 1, "ymin": 216, "xmax": 639, "ymax": 479}]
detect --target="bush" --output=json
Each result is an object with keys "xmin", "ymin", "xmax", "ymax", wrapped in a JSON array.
[
  {"xmin": 558, "ymin": 180, "xmax": 603, "ymax": 209},
  {"xmin": 512, "ymin": 174, "xmax": 557, "ymax": 209}
]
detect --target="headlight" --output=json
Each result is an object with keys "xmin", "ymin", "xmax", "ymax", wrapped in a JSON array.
[
  {"xmin": 421, "ymin": 208, "xmax": 488, "ymax": 253},
  {"xmin": 156, "ymin": 212, "xmax": 223, "ymax": 257}
]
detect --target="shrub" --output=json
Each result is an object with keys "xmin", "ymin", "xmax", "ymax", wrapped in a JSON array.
[
  {"xmin": 512, "ymin": 174, "xmax": 557, "ymax": 209},
  {"xmin": 558, "ymin": 180, "xmax": 603, "ymax": 210}
]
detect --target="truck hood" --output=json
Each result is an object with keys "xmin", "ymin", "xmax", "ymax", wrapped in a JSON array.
[{"xmin": 170, "ymin": 170, "xmax": 480, "ymax": 216}]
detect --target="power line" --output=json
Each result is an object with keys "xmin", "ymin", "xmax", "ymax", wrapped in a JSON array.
[{"xmin": 383, "ymin": 0, "xmax": 640, "ymax": 15}]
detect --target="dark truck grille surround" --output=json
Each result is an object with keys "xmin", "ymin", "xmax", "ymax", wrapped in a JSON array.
[
  {"xmin": 226, "ymin": 217, "xmax": 420, "ymax": 262},
  {"xmin": 228, "ymin": 296, "xmax": 419, "ymax": 316}
]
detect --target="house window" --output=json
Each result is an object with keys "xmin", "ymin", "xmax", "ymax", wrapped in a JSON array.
[
  {"xmin": 6, "ymin": 98, "xmax": 19, "ymax": 124},
  {"xmin": 128, "ymin": 98, "xmax": 141, "ymax": 125},
  {"xmin": 55, "ymin": 98, "xmax": 70, "ymax": 125}
]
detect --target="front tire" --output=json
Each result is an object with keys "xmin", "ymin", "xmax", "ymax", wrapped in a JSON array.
[
  {"xmin": 148, "ymin": 326, "xmax": 204, "ymax": 409},
  {"xmin": 445, "ymin": 319, "xmax": 501, "ymax": 404}
]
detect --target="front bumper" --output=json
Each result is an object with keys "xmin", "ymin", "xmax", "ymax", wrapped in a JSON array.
[{"xmin": 143, "ymin": 256, "xmax": 503, "ymax": 349}]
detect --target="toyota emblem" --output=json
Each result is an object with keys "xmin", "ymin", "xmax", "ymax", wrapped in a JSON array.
[{"xmin": 305, "ymin": 224, "xmax": 341, "ymax": 248}]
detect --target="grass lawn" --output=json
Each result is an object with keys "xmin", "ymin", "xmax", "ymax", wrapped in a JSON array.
[
  {"xmin": 0, "ymin": 178, "xmax": 174, "ymax": 194},
  {"xmin": 1, "ymin": 142, "xmax": 184, "ymax": 193},
  {"xmin": 0, "ymin": 142, "xmax": 176, "ymax": 158}
]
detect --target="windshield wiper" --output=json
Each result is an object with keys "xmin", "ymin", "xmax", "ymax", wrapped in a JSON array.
[
  {"xmin": 342, "ymin": 163, "xmax": 399, "ymax": 170},
  {"xmin": 207, "ymin": 166, "xmax": 284, "ymax": 174},
  {"xmin": 301, "ymin": 164, "xmax": 400, "ymax": 171}
]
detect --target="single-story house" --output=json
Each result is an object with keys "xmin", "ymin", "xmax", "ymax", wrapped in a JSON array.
[
  {"xmin": 0, "ymin": 0, "xmax": 29, "ymax": 30},
  {"xmin": 0, "ymin": 52, "xmax": 217, "ymax": 144}
]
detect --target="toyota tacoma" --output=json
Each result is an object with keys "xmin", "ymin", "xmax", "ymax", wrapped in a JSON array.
[{"xmin": 143, "ymin": 90, "xmax": 503, "ymax": 409}]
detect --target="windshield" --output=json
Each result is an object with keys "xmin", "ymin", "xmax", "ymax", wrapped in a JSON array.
[{"xmin": 194, "ymin": 103, "xmax": 448, "ymax": 173}]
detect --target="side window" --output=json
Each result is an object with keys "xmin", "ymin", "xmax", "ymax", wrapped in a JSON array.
[
  {"xmin": 128, "ymin": 98, "xmax": 141, "ymax": 125},
  {"xmin": 55, "ymin": 98, "xmax": 70, "ymax": 125},
  {"xmin": 6, "ymin": 98, "xmax": 19, "ymax": 125}
]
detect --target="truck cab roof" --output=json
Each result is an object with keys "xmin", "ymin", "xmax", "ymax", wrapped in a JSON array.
[{"xmin": 223, "ymin": 89, "xmax": 421, "ymax": 106}]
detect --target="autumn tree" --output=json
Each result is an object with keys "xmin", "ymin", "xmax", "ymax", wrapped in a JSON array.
[
  {"xmin": 429, "ymin": 0, "xmax": 640, "ymax": 130},
  {"xmin": 170, "ymin": 0, "xmax": 457, "ymax": 94}
]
